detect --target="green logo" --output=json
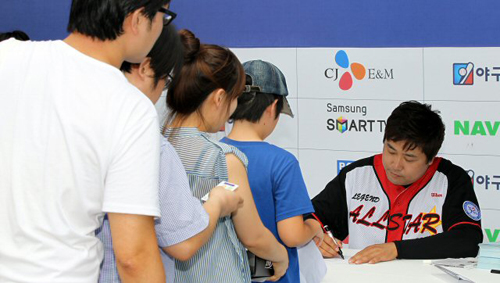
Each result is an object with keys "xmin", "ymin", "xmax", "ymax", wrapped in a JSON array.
[
  {"xmin": 485, "ymin": 228, "xmax": 500, "ymax": 242},
  {"xmin": 454, "ymin": 121, "xmax": 500, "ymax": 136}
]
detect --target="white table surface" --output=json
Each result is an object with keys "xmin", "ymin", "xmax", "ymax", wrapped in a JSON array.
[{"xmin": 320, "ymin": 249, "xmax": 499, "ymax": 283}]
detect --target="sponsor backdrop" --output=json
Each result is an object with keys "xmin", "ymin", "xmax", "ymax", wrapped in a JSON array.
[
  {"xmin": 2, "ymin": 1, "xmax": 499, "ymax": 242},
  {"xmin": 225, "ymin": 47, "xmax": 500, "ymax": 243}
]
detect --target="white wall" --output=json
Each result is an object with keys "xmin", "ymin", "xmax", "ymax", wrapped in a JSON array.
[
  {"xmin": 155, "ymin": 47, "xmax": 500, "ymax": 242},
  {"xmin": 228, "ymin": 47, "xmax": 500, "ymax": 243}
]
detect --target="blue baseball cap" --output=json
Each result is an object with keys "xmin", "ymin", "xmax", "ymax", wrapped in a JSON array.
[{"xmin": 242, "ymin": 60, "xmax": 294, "ymax": 118}]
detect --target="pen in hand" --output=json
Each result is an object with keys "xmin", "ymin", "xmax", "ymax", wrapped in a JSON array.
[{"xmin": 324, "ymin": 225, "xmax": 344, "ymax": 260}]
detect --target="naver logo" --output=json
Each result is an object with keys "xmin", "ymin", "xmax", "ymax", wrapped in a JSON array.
[
  {"xmin": 485, "ymin": 228, "xmax": 500, "ymax": 242},
  {"xmin": 454, "ymin": 120, "xmax": 500, "ymax": 136}
]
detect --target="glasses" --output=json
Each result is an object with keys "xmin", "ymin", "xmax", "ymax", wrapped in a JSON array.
[{"xmin": 158, "ymin": 7, "xmax": 177, "ymax": 26}]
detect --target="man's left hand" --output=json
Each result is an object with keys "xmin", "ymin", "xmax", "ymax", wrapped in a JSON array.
[{"xmin": 348, "ymin": 242, "xmax": 398, "ymax": 264}]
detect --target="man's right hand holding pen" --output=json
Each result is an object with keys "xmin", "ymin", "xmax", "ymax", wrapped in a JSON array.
[{"xmin": 319, "ymin": 225, "xmax": 344, "ymax": 259}]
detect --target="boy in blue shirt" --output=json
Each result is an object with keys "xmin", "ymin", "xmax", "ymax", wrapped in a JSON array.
[{"xmin": 222, "ymin": 60, "xmax": 323, "ymax": 282}]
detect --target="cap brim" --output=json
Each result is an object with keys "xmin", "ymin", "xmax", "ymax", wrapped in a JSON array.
[{"xmin": 281, "ymin": 96, "xmax": 294, "ymax": 118}]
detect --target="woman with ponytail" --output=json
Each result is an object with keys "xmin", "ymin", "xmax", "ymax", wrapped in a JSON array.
[
  {"xmin": 165, "ymin": 29, "xmax": 289, "ymax": 282},
  {"xmin": 97, "ymin": 25, "xmax": 244, "ymax": 283}
]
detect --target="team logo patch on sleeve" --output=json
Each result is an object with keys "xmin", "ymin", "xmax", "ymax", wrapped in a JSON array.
[{"xmin": 463, "ymin": 201, "xmax": 481, "ymax": 221}]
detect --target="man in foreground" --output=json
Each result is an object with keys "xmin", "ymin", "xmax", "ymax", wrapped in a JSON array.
[
  {"xmin": 0, "ymin": 0, "xmax": 173, "ymax": 281},
  {"xmin": 311, "ymin": 101, "xmax": 483, "ymax": 264}
]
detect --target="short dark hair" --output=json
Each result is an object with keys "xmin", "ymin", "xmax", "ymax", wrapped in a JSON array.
[
  {"xmin": 0, "ymin": 30, "xmax": 30, "ymax": 42},
  {"xmin": 67, "ymin": 0, "xmax": 168, "ymax": 41},
  {"xmin": 121, "ymin": 23, "xmax": 183, "ymax": 88},
  {"xmin": 229, "ymin": 75, "xmax": 284, "ymax": 122},
  {"xmin": 383, "ymin": 101, "xmax": 445, "ymax": 162}
]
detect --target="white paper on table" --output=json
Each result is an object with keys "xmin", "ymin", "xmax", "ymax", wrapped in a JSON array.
[{"xmin": 298, "ymin": 240, "xmax": 327, "ymax": 283}]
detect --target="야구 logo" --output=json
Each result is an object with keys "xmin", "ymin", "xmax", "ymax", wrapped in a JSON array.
[{"xmin": 453, "ymin": 62, "xmax": 474, "ymax": 85}]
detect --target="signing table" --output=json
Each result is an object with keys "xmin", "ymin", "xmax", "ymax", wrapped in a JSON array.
[{"xmin": 320, "ymin": 249, "xmax": 498, "ymax": 283}]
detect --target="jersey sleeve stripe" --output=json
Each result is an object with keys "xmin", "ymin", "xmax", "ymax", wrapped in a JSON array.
[{"xmin": 448, "ymin": 221, "xmax": 481, "ymax": 231}]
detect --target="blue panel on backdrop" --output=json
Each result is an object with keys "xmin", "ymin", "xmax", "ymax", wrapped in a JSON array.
[
  {"xmin": 0, "ymin": 0, "xmax": 71, "ymax": 41},
  {"xmin": 1, "ymin": 0, "xmax": 500, "ymax": 47},
  {"xmin": 171, "ymin": 0, "xmax": 500, "ymax": 48}
]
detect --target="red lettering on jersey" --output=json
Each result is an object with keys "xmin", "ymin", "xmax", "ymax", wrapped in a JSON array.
[
  {"xmin": 357, "ymin": 207, "xmax": 376, "ymax": 226},
  {"xmin": 387, "ymin": 213, "xmax": 402, "ymax": 231},
  {"xmin": 405, "ymin": 213, "xmax": 423, "ymax": 235},
  {"xmin": 401, "ymin": 214, "xmax": 413, "ymax": 235},
  {"xmin": 421, "ymin": 213, "xmax": 440, "ymax": 234},
  {"xmin": 371, "ymin": 209, "xmax": 389, "ymax": 230},
  {"xmin": 349, "ymin": 205, "xmax": 364, "ymax": 222},
  {"xmin": 350, "ymin": 208, "xmax": 442, "ymax": 236}
]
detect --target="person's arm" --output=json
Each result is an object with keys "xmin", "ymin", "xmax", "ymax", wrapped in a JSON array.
[
  {"xmin": 395, "ymin": 225, "xmax": 482, "ymax": 259},
  {"xmin": 226, "ymin": 153, "xmax": 289, "ymax": 281},
  {"xmin": 349, "ymin": 225, "xmax": 482, "ymax": 264},
  {"xmin": 108, "ymin": 213, "xmax": 165, "ymax": 283},
  {"xmin": 396, "ymin": 163, "xmax": 483, "ymax": 260},
  {"xmin": 274, "ymin": 157, "xmax": 323, "ymax": 247},
  {"xmin": 278, "ymin": 217, "xmax": 323, "ymax": 247},
  {"xmin": 310, "ymin": 172, "xmax": 349, "ymax": 257},
  {"xmin": 103, "ymin": 97, "xmax": 164, "ymax": 281},
  {"xmin": 162, "ymin": 186, "xmax": 243, "ymax": 261}
]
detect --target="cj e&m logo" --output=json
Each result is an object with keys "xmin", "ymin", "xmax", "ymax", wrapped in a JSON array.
[
  {"xmin": 324, "ymin": 50, "xmax": 394, "ymax": 91},
  {"xmin": 326, "ymin": 116, "xmax": 386, "ymax": 134},
  {"xmin": 454, "ymin": 120, "xmax": 500, "ymax": 136},
  {"xmin": 453, "ymin": 62, "xmax": 500, "ymax": 86}
]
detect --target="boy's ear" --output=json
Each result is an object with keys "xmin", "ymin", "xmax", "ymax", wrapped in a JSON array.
[
  {"xmin": 266, "ymin": 99, "xmax": 279, "ymax": 118},
  {"xmin": 138, "ymin": 57, "xmax": 154, "ymax": 79}
]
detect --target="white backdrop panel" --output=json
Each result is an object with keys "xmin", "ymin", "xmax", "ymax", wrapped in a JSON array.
[
  {"xmin": 440, "ymin": 153, "xmax": 500, "ymax": 211},
  {"xmin": 429, "ymin": 101, "xmax": 500, "ymax": 156},
  {"xmin": 296, "ymin": 48, "xmax": 423, "ymax": 100},
  {"xmin": 176, "ymin": 47, "xmax": 500, "ymax": 243},
  {"xmin": 424, "ymin": 48, "xmax": 500, "ymax": 101},
  {"xmin": 298, "ymin": 99, "xmax": 404, "ymax": 151}
]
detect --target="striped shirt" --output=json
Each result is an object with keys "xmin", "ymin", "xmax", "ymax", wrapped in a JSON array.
[
  {"xmin": 96, "ymin": 137, "xmax": 209, "ymax": 283},
  {"xmin": 165, "ymin": 127, "xmax": 251, "ymax": 283}
]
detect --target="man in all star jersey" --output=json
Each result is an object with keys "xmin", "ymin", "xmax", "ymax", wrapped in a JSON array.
[{"xmin": 310, "ymin": 101, "xmax": 483, "ymax": 264}]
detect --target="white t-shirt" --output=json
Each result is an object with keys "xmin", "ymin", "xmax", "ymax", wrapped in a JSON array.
[{"xmin": 0, "ymin": 39, "xmax": 161, "ymax": 282}]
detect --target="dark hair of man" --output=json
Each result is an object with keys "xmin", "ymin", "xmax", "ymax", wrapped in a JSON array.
[
  {"xmin": 0, "ymin": 30, "xmax": 30, "ymax": 42},
  {"xmin": 166, "ymin": 29, "xmax": 245, "ymax": 125},
  {"xmin": 383, "ymin": 100, "xmax": 445, "ymax": 162},
  {"xmin": 67, "ymin": 0, "xmax": 169, "ymax": 41},
  {"xmin": 120, "ymin": 23, "xmax": 183, "ymax": 87},
  {"xmin": 229, "ymin": 75, "xmax": 284, "ymax": 123}
]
